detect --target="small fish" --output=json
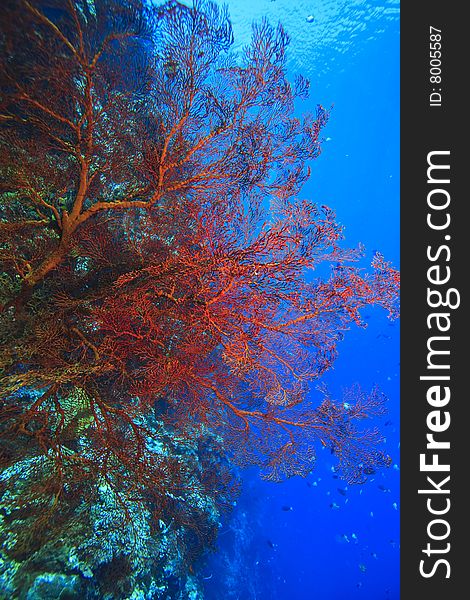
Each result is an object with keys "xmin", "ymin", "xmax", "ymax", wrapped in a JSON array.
[
  {"xmin": 335, "ymin": 533, "xmax": 349, "ymax": 544},
  {"xmin": 330, "ymin": 502, "xmax": 340, "ymax": 510},
  {"xmin": 371, "ymin": 552, "xmax": 378, "ymax": 560},
  {"xmin": 376, "ymin": 333, "xmax": 392, "ymax": 340},
  {"xmin": 281, "ymin": 505, "xmax": 293, "ymax": 512},
  {"xmin": 393, "ymin": 464, "xmax": 400, "ymax": 471},
  {"xmin": 358, "ymin": 563, "xmax": 367, "ymax": 573},
  {"xmin": 378, "ymin": 485, "xmax": 391, "ymax": 493},
  {"xmin": 370, "ymin": 511, "xmax": 374, "ymax": 518},
  {"xmin": 306, "ymin": 15, "xmax": 315, "ymax": 23},
  {"xmin": 337, "ymin": 487, "xmax": 347, "ymax": 496},
  {"xmin": 267, "ymin": 540, "xmax": 277, "ymax": 549},
  {"xmin": 392, "ymin": 502, "xmax": 398, "ymax": 511},
  {"xmin": 351, "ymin": 533, "xmax": 358, "ymax": 543},
  {"xmin": 384, "ymin": 420, "xmax": 393, "ymax": 426},
  {"xmin": 363, "ymin": 466, "xmax": 376, "ymax": 475}
]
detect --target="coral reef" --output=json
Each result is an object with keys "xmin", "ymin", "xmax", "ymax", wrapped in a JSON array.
[
  {"xmin": 1, "ymin": 413, "xmax": 233, "ymax": 599},
  {"xmin": 0, "ymin": 0, "xmax": 399, "ymax": 596}
]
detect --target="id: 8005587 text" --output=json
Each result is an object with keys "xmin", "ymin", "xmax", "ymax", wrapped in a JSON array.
[{"xmin": 429, "ymin": 26, "xmax": 442, "ymax": 108}]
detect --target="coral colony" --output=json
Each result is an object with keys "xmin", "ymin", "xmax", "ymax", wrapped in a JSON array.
[{"xmin": 0, "ymin": 0, "xmax": 399, "ymax": 597}]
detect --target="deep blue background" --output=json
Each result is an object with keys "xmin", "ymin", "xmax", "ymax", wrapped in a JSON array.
[{"xmin": 202, "ymin": 1, "xmax": 400, "ymax": 598}]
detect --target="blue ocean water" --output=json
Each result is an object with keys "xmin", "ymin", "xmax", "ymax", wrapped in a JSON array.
[{"xmin": 202, "ymin": 1, "xmax": 400, "ymax": 599}]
